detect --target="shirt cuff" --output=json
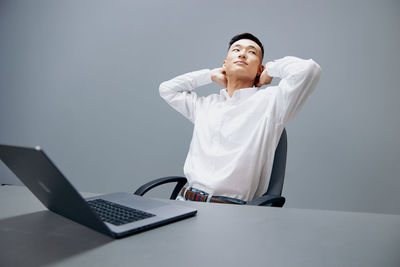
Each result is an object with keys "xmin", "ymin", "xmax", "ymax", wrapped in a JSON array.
[
  {"xmin": 193, "ymin": 69, "xmax": 212, "ymax": 88},
  {"xmin": 265, "ymin": 61, "xmax": 280, "ymax": 78}
]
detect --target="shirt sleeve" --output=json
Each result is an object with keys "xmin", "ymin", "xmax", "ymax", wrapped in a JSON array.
[
  {"xmin": 159, "ymin": 69, "xmax": 212, "ymax": 123},
  {"xmin": 266, "ymin": 56, "xmax": 322, "ymax": 124}
]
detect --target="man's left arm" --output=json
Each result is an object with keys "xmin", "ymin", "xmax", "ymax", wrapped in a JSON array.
[{"xmin": 262, "ymin": 56, "xmax": 322, "ymax": 123}]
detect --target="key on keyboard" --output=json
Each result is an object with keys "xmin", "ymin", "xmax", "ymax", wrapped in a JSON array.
[{"xmin": 87, "ymin": 199, "xmax": 155, "ymax": 226}]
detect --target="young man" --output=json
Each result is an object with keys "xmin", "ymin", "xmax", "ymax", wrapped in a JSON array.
[{"xmin": 160, "ymin": 33, "xmax": 321, "ymax": 204}]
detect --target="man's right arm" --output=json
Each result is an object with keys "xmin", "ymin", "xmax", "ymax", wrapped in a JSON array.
[{"xmin": 159, "ymin": 69, "xmax": 212, "ymax": 123}]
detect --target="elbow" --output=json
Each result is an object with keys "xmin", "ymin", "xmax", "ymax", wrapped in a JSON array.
[
  {"xmin": 307, "ymin": 59, "xmax": 322, "ymax": 79},
  {"xmin": 299, "ymin": 59, "xmax": 321, "ymax": 83},
  {"xmin": 159, "ymin": 81, "xmax": 168, "ymax": 99}
]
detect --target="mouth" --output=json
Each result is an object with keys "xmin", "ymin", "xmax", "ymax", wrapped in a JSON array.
[{"xmin": 234, "ymin": 60, "xmax": 248, "ymax": 65}]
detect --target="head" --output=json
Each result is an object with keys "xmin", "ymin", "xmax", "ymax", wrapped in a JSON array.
[{"xmin": 223, "ymin": 33, "xmax": 264, "ymax": 85}]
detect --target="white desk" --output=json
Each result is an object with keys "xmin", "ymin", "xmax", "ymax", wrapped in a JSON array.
[{"xmin": 1, "ymin": 185, "xmax": 399, "ymax": 267}]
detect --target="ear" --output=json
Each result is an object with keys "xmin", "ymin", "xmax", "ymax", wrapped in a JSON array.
[
  {"xmin": 222, "ymin": 60, "xmax": 227, "ymax": 71},
  {"xmin": 258, "ymin": 64, "xmax": 265, "ymax": 75}
]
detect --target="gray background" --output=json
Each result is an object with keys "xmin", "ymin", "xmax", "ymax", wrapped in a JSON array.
[{"xmin": 1, "ymin": 0, "xmax": 399, "ymax": 214}]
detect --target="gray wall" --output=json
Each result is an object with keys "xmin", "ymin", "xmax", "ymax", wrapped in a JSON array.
[{"xmin": 1, "ymin": 0, "xmax": 399, "ymax": 214}]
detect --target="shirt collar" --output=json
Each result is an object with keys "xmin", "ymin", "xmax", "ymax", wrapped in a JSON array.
[{"xmin": 219, "ymin": 87, "xmax": 259, "ymax": 102}]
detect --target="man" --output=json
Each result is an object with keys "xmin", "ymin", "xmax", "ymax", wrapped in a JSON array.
[{"xmin": 160, "ymin": 33, "xmax": 321, "ymax": 204}]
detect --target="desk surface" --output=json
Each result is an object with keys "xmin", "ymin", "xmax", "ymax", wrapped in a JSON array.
[{"xmin": 1, "ymin": 185, "xmax": 399, "ymax": 267}]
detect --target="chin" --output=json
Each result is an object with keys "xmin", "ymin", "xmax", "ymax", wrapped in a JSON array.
[{"xmin": 228, "ymin": 69, "xmax": 254, "ymax": 80}]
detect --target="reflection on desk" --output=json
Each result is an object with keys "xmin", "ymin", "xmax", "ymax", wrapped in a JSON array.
[{"xmin": 1, "ymin": 185, "xmax": 399, "ymax": 267}]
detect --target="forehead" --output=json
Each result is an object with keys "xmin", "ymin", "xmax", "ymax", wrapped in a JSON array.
[{"xmin": 230, "ymin": 39, "xmax": 261, "ymax": 52}]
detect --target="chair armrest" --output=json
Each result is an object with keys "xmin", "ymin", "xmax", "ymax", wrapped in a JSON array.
[
  {"xmin": 246, "ymin": 194, "xmax": 286, "ymax": 207},
  {"xmin": 134, "ymin": 176, "xmax": 187, "ymax": 200}
]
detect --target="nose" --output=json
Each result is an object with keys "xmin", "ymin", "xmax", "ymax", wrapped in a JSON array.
[{"xmin": 238, "ymin": 49, "xmax": 247, "ymax": 59}]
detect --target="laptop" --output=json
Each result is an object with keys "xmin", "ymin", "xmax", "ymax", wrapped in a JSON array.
[{"xmin": 0, "ymin": 144, "xmax": 197, "ymax": 238}]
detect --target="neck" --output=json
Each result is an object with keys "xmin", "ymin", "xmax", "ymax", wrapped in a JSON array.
[{"xmin": 226, "ymin": 77, "xmax": 254, "ymax": 98}]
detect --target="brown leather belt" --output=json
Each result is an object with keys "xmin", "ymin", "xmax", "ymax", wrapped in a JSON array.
[{"xmin": 180, "ymin": 187, "xmax": 246, "ymax": 205}]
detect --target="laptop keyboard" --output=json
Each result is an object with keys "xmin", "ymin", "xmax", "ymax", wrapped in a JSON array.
[{"xmin": 87, "ymin": 199, "xmax": 155, "ymax": 226}]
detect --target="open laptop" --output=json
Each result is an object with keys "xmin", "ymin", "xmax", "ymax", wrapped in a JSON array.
[{"xmin": 0, "ymin": 144, "xmax": 197, "ymax": 238}]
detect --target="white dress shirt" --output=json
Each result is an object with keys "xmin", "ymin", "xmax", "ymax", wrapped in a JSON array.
[{"xmin": 160, "ymin": 56, "xmax": 321, "ymax": 201}]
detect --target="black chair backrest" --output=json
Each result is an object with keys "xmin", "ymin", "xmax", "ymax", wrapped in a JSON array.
[{"xmin": 265, "ymin": 128, "xmax": 287, "ymax": 196}]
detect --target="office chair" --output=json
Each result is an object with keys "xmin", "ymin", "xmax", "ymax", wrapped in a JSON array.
[{"xmin": 134, "ymin": 129, "xmax": 287, "ymax": 207}]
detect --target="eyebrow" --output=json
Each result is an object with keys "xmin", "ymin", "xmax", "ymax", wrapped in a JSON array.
[{"xmin": 232, "ymin": 44, "xmax": 258, "ymax": 51}]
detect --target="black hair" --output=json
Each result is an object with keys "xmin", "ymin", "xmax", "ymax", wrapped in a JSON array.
[{"xmin": 228, "ymin": 33, "xmax": 264, "ymax": 60}]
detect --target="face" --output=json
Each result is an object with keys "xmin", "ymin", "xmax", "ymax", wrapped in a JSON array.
[{"xmin": 223, "ymin": 39, "xmax": 264, "ymax": 82}]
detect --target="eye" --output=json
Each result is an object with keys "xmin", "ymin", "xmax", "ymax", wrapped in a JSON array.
[
  {"xmin": 232, "ymin": 48, "xmax": 239, "ymax": 52},
  {"xmin": 249, "ymin": 51, "xmax": 256, "ymax": 55}
]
